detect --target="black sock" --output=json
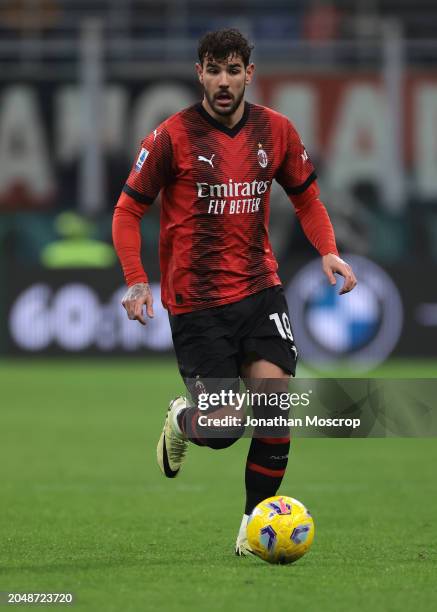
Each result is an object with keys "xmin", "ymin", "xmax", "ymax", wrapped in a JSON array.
[
  {"xmin": 177, "ymin": 406, "xmax": 244, "ymax": 449},
  {"xmin": 244, "ymin": 436, "xmax": 290, "ymax": 515}
]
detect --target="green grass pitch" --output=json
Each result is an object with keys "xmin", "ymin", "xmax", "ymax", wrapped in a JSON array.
[{"xmin": 1, "ymin": 359, "xmax": 436, "ymax": 611}]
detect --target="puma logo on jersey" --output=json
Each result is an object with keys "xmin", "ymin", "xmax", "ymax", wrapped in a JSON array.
[
  {"xmin": 153, "ymin": 129, "xmax": 161, "ymax": 141},
  {"xmin": 198, "ymin": 154, "xmax": 215, "ymax": 168}
]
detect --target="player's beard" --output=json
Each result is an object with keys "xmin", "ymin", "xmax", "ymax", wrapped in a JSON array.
[{"xmin": 205, "ymin": 86, "xmax": 245, "ymax": 117}]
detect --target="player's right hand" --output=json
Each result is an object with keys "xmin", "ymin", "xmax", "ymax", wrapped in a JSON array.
[{"xmin": 121, "ymin": 282, "xmax": 154, "ymax": 325}]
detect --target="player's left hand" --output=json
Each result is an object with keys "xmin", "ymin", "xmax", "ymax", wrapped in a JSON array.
[{"xmin": 322, "ymin": 253, "xmax": 357, "ymax": 295}]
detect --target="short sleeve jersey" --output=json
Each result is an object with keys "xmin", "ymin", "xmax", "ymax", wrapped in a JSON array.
[{"xmin": 123, "ymin": 102, "xmax": 316, "ymax": 314}]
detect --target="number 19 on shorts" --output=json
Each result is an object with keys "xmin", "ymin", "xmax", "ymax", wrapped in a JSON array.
[{"xmin": 269, "ymin": 312, "xmax": 294, "ymax": 342}]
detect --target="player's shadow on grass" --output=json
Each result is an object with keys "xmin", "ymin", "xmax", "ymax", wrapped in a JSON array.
[
  {"xmin": 5, "ymin": 558, "xmax": 147, "ymax": 573},
  {"xmin": 8, "ymin": 550, "xmax": 277, "ymax": 573},
  {"xmin": 8, "ymin": 554, "xmax": 229, "ymax": 573}
]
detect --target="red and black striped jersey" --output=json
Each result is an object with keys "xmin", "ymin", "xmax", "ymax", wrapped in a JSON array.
[{"xmin": 117, "ymin": 102, "xmax": 322, "ymax": 314}]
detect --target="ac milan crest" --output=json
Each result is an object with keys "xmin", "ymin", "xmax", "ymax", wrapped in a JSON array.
[{"xmin": 257, "ymin": 143, "xmax": 268, "ymax": 168}]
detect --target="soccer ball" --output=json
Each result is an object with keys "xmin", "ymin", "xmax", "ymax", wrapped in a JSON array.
[{"xmin": 247, "ymin": 495, "xmax": 314, "ymax": 564}]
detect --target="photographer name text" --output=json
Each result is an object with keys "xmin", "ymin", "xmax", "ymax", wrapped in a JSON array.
[{"xmin": 197, "ymin": 415, "xmax": 361, "ymax": 429}]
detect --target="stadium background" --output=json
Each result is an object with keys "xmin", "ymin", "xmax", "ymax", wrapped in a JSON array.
[
  {"xmin": 1, "ymin": 2, "xmax": 436, "ymax": 611},
  {"xmin": 1, "ymin": 0, "xmax": 437, "ymax": 369}
]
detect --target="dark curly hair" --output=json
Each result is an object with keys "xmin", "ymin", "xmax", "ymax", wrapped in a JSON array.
[{"xmin": 198, "ymin": 29, "xmax": 254, "ymax": 67}]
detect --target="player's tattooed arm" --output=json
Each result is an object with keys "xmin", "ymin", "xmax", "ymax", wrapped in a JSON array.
[
  {"xmin": 121, "ymin": 282, "xmax": 154, "ymax": 325},
  {"xmin": 322, "ymin": 254, "xmax": 357, "ymax": 295}
]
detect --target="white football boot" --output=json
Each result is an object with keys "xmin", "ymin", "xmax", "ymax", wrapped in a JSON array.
[
  {"xmin": 157, "ymin": 396, "xmax": 188, "ymax": 478},
  {"xmin": 235, "ymin": 513, "xmax": 254, "ymax": 556}
]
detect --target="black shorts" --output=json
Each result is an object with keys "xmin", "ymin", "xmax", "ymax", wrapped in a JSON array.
[{"xmin": 168, "ymin": 285, "xmax": 298, "ymax": 383}]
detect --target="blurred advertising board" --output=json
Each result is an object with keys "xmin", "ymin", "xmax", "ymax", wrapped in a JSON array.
[
  {"xmin": 1, "ymin": 72, "xmax": 437, "ymax": 211},
  {"xmin": 3, "ymin": 257, "xmax": 437, "ymax": 363}
]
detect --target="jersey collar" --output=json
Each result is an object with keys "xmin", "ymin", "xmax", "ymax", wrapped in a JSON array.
[{"xmin": 196, "ymin": 101, "xmax": 250, "ymax": 137}]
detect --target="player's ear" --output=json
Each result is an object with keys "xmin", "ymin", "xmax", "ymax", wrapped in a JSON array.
[
  {"xmin": 195, "ymin": 62, "xmax": 204, "ymax": 84},
  {"xmin": 245, "ymin": 63, "xmax": 255, "ymax": 85}
]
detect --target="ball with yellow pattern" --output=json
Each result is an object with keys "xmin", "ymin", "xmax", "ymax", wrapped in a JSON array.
[{"xmin": 247, "ymin": 495, "xmax": 315, "ymax": 564}]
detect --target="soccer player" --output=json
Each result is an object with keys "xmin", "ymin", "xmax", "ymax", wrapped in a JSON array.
[{"xmin": 112, "ymin": 29, "xmax": 357, "ymax": 555}]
